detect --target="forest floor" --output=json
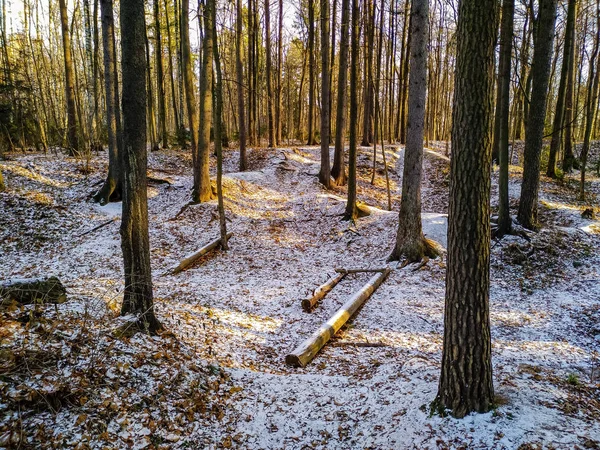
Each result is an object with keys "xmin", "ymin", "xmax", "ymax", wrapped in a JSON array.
[{"xmin": 1, "ymin": 141, "xmax": 600, "ymax": 449}]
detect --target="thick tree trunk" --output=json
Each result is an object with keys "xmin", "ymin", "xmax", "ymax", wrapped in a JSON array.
[
  {"xmin": 236, "ymin": 0, "xmax": 247, "ymax": 171},
  {"xmin": 58, "ymin": 0, "xmax": 79, "ymax": 154},
  {"xmin": 496, "ymin": 0, "xmax": 514, "ymax": 237},
  {"xmin": 434, "ymin": 0, "xmax": 497, "ymax": 418},
  {"xmin": 94, "ymin": 0, "xmax": 122, "ymax": 205},
  {"xmin": 331, "ymin": 0, "xmax": 350, "ymax": 186},
  {"xmin": 344, "ymin": 0, "xmax": 360, "ymax": 220},
  {"xmin": 119, "ymin": 0, "xmax": 161, "ymax": 333},
  {"xmin": 517, "ymin": 0, "xmax": 558, "ymax": 230},
  {"xmin": 319, "ymin": 0, "xmax": 331, "ymax": 188},
  {"xmin": 193, "ymin": 0, "xmax": 215, "ymax": 203},
  {"xmin": 390, "ymin": 0, "xmax": 440, "ymax": 263}
]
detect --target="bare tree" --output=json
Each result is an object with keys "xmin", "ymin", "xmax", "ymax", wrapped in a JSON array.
[{"xmin": 319, "ymin": 0, "xmax": 332, "ymax": 188}]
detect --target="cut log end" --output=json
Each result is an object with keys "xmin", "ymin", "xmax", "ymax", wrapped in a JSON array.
[{"xmin": 285, "ymin": 353, "xmax": 304, "ymax": 368}]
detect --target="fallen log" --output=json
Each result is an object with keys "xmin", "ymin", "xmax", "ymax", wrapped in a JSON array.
[
  {"xmin": 301, "ymin": 272, "xmax": 346, "ymax": 312},
  {"xmin": 169, "ymin": 232, "xmax": 233, "ymax": 274},
  {"xmin": 334, "ymin": 267, "xmax": 388, "ymax": 274},
  {"xmin": 286, "ymin": 268, "xmax": 391, "ymax": 367},
  {"xmin": 0, "ymin": 277, "xmax": 67, "ymax": 305}
]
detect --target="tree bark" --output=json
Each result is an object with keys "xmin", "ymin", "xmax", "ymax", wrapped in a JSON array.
[
  {"xmin": 307, "ymin": 0, "xmax": 317, "ymax": 145},
  {"xmin": 236, "ymin": 0, "xmax": 247, "ymax": 171},
  {"xmin": 265, "ymin": 0, "xmax": 275, "ymax": 148},
  {"xmin": 193, "ymin": 0, "xmax": 215, "ymax": 203},
  {"xmin": 119, "ymin": 0, "xmax": 161, "ymax": 333},
  {"xmin": 319, "ymin": 0, "xmax": 332, "ymax": 187},
  {"xmin": 154, "ymin": 0, "xmax": 168, "ymax": 148},
  {"xmin": 58, "ymin": 0, "xmax": 79, "ymax": 154},
  {"xmin": 562, "ymin": 0, "xmax": 578, "ymax": 173},
  {"xmin": 434, "ymin": 0, "xmax": 497, "ymax": 418},
  {"xmin": 495, "ymin": 0, "xmax": 514, "ymax": 237},
  {"xmin": 181, "ymin": 0, "xmax": 199, "ymax": 162},
  {"xmin": 94, "ymin": 0, "xmax": 122, "ymax": 205},
  {"xmin": 390, "ymin": 0, "xmax": 440, "ymax": 263},
  {"xmin": 331, "ymin": 0, "xmax": 350, "ymax": 186},
  {"xmin": 361, "ymin": 0, "xmax": 375, "ymax": 146},
  {"xmin": 517, "ymin": 0, "xmax": 558, "ymax": 230},
  {"xmin": 344, "ymin": 0, "xmax": 360, "ymax": 220}
]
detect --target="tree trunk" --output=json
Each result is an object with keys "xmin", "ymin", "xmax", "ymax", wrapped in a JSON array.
[
  {"xmin": 58, "ymin": 0, "xmax": 79, "ymax": 154},
  {"xmin": 94, "ymin": 0, "xmax": 122, "ymax": 205},
  {"xmin": 547, "ymin": 0, "xmax": 576, "ymax": 177},
  {"xmin": 181, "ymin": 0, "xmax": 199, "ymax": 161},
  {"xmin": 265, "ymin": 0, "xmax": 275, "ymax": 148},
  {"xmin": 495, "ymin": 0, "xmax": 514, "ymax": 237},
  {"xmin": 193, "ymin": 0, "xmax": 215, "ymax": 203},
  {"xmin": 434, "ymin": 0, "xmax": 497, "ymax": 419},
  {"xmin": 390, "ymin": 0, "xmax": 440, "ymax": 262},
  {"xmin": 344, "ymin": 0, "xmax": 360, "ymax": 220},
  {"xmin": 562, "ymin": 0, "xmax": 578, "ymax": 173},
  {"xmin": 319, "ymin": 0, "xmax": 331, "ymax": 188},
  {"xmin": 331, "ymin": 0, "xmax": 350, "ymax": 186},
  {"xmin": 155, "ymin": 0, "xmax": 168, "ymax": 148},
  {"xmin": 164, "ymin": 0, "xmax": 180, "ymax": 133},
  {"xmin": 276, "ymin": 0, "xmax": 283, "ymax": 144},
  {"xmin": 517, "ymin": 0, "xmax": 558, "ymax": 230},
  {"xmin": 236, "ymin": 0, "xmax": 247, "ymax": 170},
  {"xmin": 119, "ymin": 0, "xmax": 161, "ymax": 333},
  {"xmin": 361, "ymin": 0, "xmax": 375, "ymax": 146},
  {"xmin": 211, "ymin": 0, "xmax": 229, "ymax": 250},
  {"xmin": 579, "ymin": 0, "xmax": 600, "ymax": 200},
  {"xmin": 307, "ymin": 0, "xmax": 317, "ymax": 145}
]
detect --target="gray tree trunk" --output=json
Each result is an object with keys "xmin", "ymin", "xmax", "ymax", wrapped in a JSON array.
[{"xmin": 319, "ymin": 0, "xmax": 331, "ymax": 188}]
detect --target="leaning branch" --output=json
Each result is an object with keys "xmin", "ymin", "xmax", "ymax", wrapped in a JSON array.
[
  {"xmin": 286, "ymin": 268, "xmax": 391, "ymax": 367},
  {"xmin": 302, "ymin": 272, "xmax": 346, "ymax": 312}
]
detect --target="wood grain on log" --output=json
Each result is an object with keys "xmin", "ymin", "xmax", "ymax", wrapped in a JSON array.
[
  {"xmin": 286, "ymin": 268, "xmax": 391, "ymax": 367},
  {"xmin": 170, "ymin": 232, "xmax": 233, "ymax": 274},
  {"xmin": 302, "ymin": 272, "xmax": 346, "ymax": 312}
]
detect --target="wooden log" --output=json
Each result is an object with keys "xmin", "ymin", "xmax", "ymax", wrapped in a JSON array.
[
  {"xmin": 0, "ymin": 277, "xmax": 67, "ymax": 305},
  {"xmin": 170, "ymin": 232, "xmax": 233, "ymax": 274},
  {"xmin": 286, "ymin": 268, "xmax": 391, "ymax": 367},
  {"xmin": 301, "ymin": 272, "xmax": 346, "ymax": 312},
  {"xmin": 334, "ymin": 267, "xmax": 388, "ymax": 274}
]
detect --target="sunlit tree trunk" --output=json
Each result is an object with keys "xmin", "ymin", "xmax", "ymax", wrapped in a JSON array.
[
  {"xmin": 319, "ymin": 0, "xmax": 331, "ymax": 187},
  {"xmin": 58, "ymin": 0, "xmax": 79, "ymax": 154},
  {"xmin": 236, "ymin": 0, "xmax": 247, "ymax": 170}
]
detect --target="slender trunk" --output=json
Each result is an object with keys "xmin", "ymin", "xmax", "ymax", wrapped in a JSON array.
[
  {"xmin": 181, "ymin": 0, "xmax": 199, "ymax": 158},
  {"xmin": 344, "ymin": 0, "xmax": 360, "ymax": 220},
  {"xmin": 265, "ymin": 0, "xmax": 275, "ymax": 147},
  {"xmin": 517, "ymin": 0, "xmax": 558, "ymax": 229},
  {"xmin": 193, "ymin": 0, "xmax": 214, "ymax": 202},
  {"xmin": 307, "ymin": 0, "xmax": 317, "ymax": 145},
  {"xmin": 155, "ymin": 0, "xmax": 168, "ymax": 148},
  {"xmin": 361, "ymin": 0, "xmax": 374, "ymax": 146},
  {"xmin": 319, "ymin": 0, "xmax": 332, "ymax": 187},
  {"xmin": 562, "ymin": 0, "xmax": 578, "ymax": 173},
  {"xmin": 236, "ymin": 0, "xmax": 247, "ymax": 170},
  {"xmin": 58, "ymin": 0, "xmax": 79, "ymax": 154},
  {"xmin": 332, "ymin": 0, "xmax": 350, "ymax": 185}
]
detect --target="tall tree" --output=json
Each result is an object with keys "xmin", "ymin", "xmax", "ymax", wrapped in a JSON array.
[
  {"xmin": 236, "ymin": 0, "xmax": 247, "ymax": 170},
  {"xmin": 494, "ymin": 0, "xmax": 515, "ymax": 237},
  {"xmin": 547, "ymin": 0, "xmax": 576, "ymax": 177},
  {"xmin": 119, "ymin": 0, "xmax": 161, "ymax": 332},
  {"xmin": 389, "ymin": 0, "xmax": 440, "ymax": 262},
  {"xmin": 94, "ymin": 0, "xmax": 122, "ymax": 205},
  {"xmin": 579, "ymin": 0, "xmax": 600, "ymax": 200},
  {"xmin": 58, "ymin": 0, "xmax": 79, "ymax": 154},
  {"xmin": 307, "ymin": 0, "xmax": 317, "ymax": 145},
  {"xmin": 319, "ymin": 0, "xmax": 331, "ymax": 188},
  {"xmin": 154, "ymin": 0, "xmax": 168, "ymax": 148},
  {"xmin": 181, "ymin": 0, "xmax": 198, "ymax": 161},
  {"xmin": 211, "ymin": 0, "xmax": 229, "ymax": 249},
  {"xmin": 265, "ymin": 0, "xmax": 275, "ymax": 147},
  {"xmin": 517, "ymin": 0, "xmax": 558, "ymax": 230},
  {"xmin": 360, "ymin": 0, "xmax": 375, "ymax": 146},
  {"xmin": 434, "ymin": 0, "xmax": 498, "ymax": 418},
  {"xmin": 562, "ymin": 0, "xmax": 578, "ymax": 173},
  {"xmin": 331, "ymin": 0, "xmax": 350, "ymax": 186},
  {"xmin": 193, "ymin": 0, "xmax": 215, "ymax": 203},
  {"xmin": 344, "ymin": 0, "xmax": 360, "ymax": 220}
]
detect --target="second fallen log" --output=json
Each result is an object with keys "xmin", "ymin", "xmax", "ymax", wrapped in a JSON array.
[
  {"xmin": 286, "ymin": 268, "xmax": 391, "ymax": 367},
  {"xmin": 170, "ymin": 232, "xmax": 233, "ymax": 274},
  {"xmin": 0, "ymin": 277, "xmax": 67, "ymax": 305},
  {"xmin": 301, "ymin": 272, "xmax": 346, "ymax": 312}
]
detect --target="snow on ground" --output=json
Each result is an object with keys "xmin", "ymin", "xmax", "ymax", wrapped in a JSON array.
[{"xmin": 0, "ymin": 142, "xmax": 599, "ymax": 449}]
